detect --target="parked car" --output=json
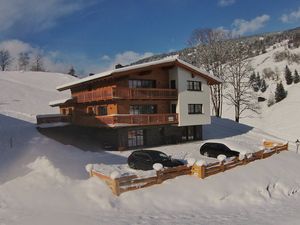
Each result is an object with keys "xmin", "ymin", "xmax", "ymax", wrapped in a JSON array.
[
  {"xmin": 127, "ymin": 150, "xmax": 184, "ymax": 171},
  {"xmin": 200, "ymin": 142, "xmax": 240, "ymax": 158}
]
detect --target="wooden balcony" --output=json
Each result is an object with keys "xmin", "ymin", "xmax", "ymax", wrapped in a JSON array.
[
  {"xmin": 73, "ymin": 86, "xmax": 177, "ymax": 103},
  {"xmin": 74, "ymin": 113, "xmax": 178, "ymax": 127}
]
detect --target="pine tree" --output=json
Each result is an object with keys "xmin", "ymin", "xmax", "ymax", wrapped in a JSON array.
[
  {"xmin": 250, "ymin": 71, "xmax": 256, "ymax": 84},
  {"xmin": 260, "ymin": 79, "xmax": 267, "ymax": 92},
  {"xmin": 294, "ymin": 69, "xmax": 300, "ymax": 84},
  {"xmin": 256, "ymin": 72, "xmax": 261, "ymax": 87},
  {"xmin": 285, "ymin": 65, "xmax": 293, "ymax": 85},
  {"xmin": 252, "ymin": 72, "xmax": 261, "ymax": 92},
  {"xmin": 275, "ymin": 82, "xmax": 287, "ymax": 103}
]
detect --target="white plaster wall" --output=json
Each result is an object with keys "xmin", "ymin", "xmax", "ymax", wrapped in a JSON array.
[{"xmin": 169, "ymin": 67, "xmax": 211, "ymax": 126}]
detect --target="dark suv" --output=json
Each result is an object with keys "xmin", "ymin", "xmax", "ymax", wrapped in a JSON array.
[
  {"xmin": 200, "ymin": 143, "xmax": 240, "ymax": 158},
  {"xmin": 127, "ymin": 150, "xmax": 184, "ymax": 171}
]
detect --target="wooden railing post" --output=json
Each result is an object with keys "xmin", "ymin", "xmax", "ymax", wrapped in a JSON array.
[
  {"xmin": 199, "ymin": 165, "xmax": 205, "ymax": 179},
  {"xmin": 111, "ymin": 179, "xmax": 121, "ymax": 196}
]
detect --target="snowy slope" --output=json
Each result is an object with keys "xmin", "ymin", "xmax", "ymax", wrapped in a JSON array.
[
  {"xmin": 1, "ymin": 71, "xmax": 300, "ymax": 225},
  {"xmin": 0, "ymin": 71, "xmax": 77, "ymax": 122},
  {"xmin": 222, "ymin": 43, "xmax": 300, "ymax": 141}
]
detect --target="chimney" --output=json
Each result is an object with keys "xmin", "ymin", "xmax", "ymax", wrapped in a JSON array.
[{"xmin": 115, "ymin": 64, "xmax": 123, "ymax": 69}]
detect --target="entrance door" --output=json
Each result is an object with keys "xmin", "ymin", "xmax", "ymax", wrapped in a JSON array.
[
  {"xmin": 128, "ymin": 130, "xmax": 144, "ymax": 147},
  {"xmin": 182, "ymin": 126, "xmax": 195, "ymax": 141}
]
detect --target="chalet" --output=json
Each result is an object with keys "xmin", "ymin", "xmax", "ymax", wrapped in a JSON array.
[{"xmin": 38, "ymin": 57, "xmax": 222, "ymax": 150}]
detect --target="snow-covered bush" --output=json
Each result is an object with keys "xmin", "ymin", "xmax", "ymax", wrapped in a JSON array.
[
  {"xmin": 187, "ymin": 158, "xmax": 196, "ymax": 167},
  {"xmin": 85, "ymin": 164, "xmax": 94, "ymax": 173},
  {"xmin": 110, "ymin": 171, "xmax": 121, "ymax": 179},
  {"xmin": 239, "ymin": 151, "xmax": 247, "ymax": 161},
  {"xmin": 153, "ymin": 163, "xmax": 163, "ymax": 171},
  {"xmin": 196, "ymin": 160, "xmax": 207, "ymax": 167},
  {"xmin": 217, "ymin": 154, "xmax": 226, "ymax": 163}
]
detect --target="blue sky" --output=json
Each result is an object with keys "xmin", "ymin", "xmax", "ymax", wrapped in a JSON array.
[{"xmin": 0, "ymin": 0, "xmax": 299, "ymax": 75}]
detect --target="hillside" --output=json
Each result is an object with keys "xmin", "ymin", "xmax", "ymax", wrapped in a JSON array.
[
  {"xmin": 1, "ymin": 72, "xmax": 300, "ymax": 224},
  {"xmin": 0, "ymin": 71, "xmax": 77, "ymax": 122}
]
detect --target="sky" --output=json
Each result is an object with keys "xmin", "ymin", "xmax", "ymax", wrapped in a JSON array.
[{"xmin": 0, "ymin": 0, "xmax": 299, "ymax": 75}]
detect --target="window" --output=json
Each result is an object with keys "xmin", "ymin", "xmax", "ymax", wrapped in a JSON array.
[
  {"xmin": 188, "ymin": 104, "xmax": 203, "ymax": 114},
  {"xmin": 68, "ymin": 107, "xmax": 73, "ymax": 115},
  {"xmin": 97, "ymin": 106, "xmax": 107, "ymax": 116},
  {"xmin": 87, "ymin": 106, "xmax": 95, "ymax": 115},
  {"xmin": 187, "ymin": 81, "xmax": 202, "ymax": 91},
  {"xmin": 129, "ymin": 79, "xmax": 156, "ymax": 88},
  {"xmin": 130, "ymin": 105, "xmax": 157, "ymax": 114},
  {"xmin": 61, "ymin": 108, "xmax": 67, "ymax": 115},
  {"xmin": 128, "ymin": 130, "xmax": 144, "ymax": 147}
]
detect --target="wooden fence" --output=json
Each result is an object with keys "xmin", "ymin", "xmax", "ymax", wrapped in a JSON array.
[
  {"xmin": 90, "ymin": 165, "xmax": 191, "ymax": 196},
  {"xmin": 88, "ymin": 142, "xmax": 288, "ymax": 196},
  {"xmin": 191, "ymin": 143, "xmax": 288, "ymax": 178}
]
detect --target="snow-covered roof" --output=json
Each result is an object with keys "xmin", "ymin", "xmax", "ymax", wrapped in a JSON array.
[
  {"xmin": 49, "ymin": 98, "xmax": 73, "ymax": 107},
  {"xmin": 56, "ymin": 57, "xmax": 222, "ymax": 91}
]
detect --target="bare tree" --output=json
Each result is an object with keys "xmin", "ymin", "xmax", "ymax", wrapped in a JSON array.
[
  {"xmin": 31, "ymin": 53, "xmax": 45, "ymax": 71},
  {"xmin": 183, "ymin": 28, "xmax": 231, "ymax": 117},
  {"xmin": 0, "ymin": 49, "xmax": 12, "ymax": 71},
  {"xmin": 18, "ymin": 52, "xmax": 30, "ymax": 71},
  {"xmin": 224, "ymin": 42, "xmax": 259, "ymax": 122}
]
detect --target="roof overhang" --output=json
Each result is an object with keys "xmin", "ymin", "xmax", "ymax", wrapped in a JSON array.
[{"xmin": 56, "ymin": 58, "xmax": 222, "ymax": 91}]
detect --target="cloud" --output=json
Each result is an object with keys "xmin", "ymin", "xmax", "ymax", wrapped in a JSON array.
[
  {"xmin": 106, "ymin": 51, "xmax": 154, "ymax": 69},
  {"xmin": 100, "ymin": 55, "xmax": 111, "ymax": 61},
  {"xmin": 232, "ymin": 14, "xmax": 270, "ymax": 36},
  {"xmin": 0, "ymin": 39, "xmax": 154, "ymax": 76},
  {"xmin": 0, "ymin": 0, "xmax": 89, "ymax": 33},
  {"xmin": 218, "ymin": 0, "xmax": 235, "ymax": 7},
  {"xmin": 0, "ymin": 39, "xmax": 69, "ymax": 72},
  {"xmin": 280, "ymin": 8, "xmax": 300, "ymax": 23}
]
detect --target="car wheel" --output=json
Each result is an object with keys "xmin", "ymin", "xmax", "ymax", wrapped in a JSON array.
[
  {"xmin": 128, "ymin": 161, "xmax": 136, "ymax": 169},
  {"xmin": 203, "ymin": 152, "xmax": 209, "ymax": 157}
]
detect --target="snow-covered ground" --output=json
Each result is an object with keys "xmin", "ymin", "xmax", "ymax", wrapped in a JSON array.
[{"xmin": 1, "ymin": 68, "xmax": 300, "ymax": 225}]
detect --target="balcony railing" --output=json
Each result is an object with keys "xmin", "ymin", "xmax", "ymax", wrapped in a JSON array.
[
  {"xmin": 73, "ymin": 86, "xmax": 177, "ymax": 103},
  {"xmin": 74, "ymin": 113, "xmax": 178, "ymax": 127}
]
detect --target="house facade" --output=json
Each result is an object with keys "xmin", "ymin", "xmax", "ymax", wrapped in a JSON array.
[{"xmin": 44, "ymin": 58, "xmax": 221, "ymax": 150}]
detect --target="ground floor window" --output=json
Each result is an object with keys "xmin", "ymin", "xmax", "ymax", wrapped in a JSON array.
[{"xmin": 128, "ymin": 129, "xmax": 144, "ymax": 147}]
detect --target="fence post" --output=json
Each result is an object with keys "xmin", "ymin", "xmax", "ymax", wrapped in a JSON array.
[
  {"xmin": 199, "ymin": 165, "xmax": 205, "ymax": 179},
  {"xmin": 156, "ymin": 171, "xmax": 163, "ymax": 184},
  {"xmin": 111, "ymin": 179, "xmax": 121, "ymax": 196},
  {"xmin": 220, "ymin": 161, "xmax": 225, "ymax": 172}
]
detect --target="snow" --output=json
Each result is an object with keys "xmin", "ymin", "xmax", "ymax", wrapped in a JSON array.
[
  {"xmin": 217, "ymin": 154, "xmax": 227, "ymax": 162},
  {"xmin": 1, "ymin": 67, "xmax": 300, "ymax": 225}
]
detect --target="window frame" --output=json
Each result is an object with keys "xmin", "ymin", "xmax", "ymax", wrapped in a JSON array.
[
  {"xmin": 188, "ymin": 104, "xmax": 203, "ymax": 114},
  {"xmin": 187, "ymin": 80, "xmax": 202, "ymax": 91}
]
